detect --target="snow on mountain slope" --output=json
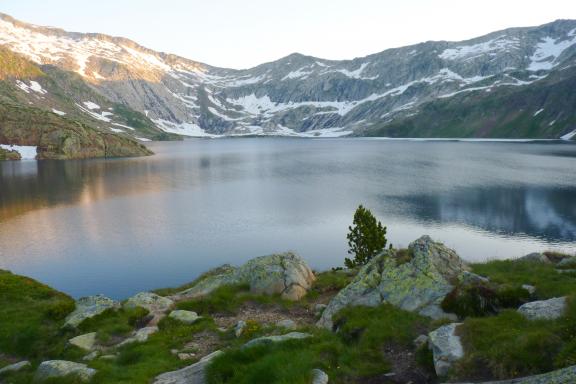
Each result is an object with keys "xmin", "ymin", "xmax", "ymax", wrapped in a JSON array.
[{"xmin": 1, "ymin": 13, "xmax": 576, "ymax": 138}]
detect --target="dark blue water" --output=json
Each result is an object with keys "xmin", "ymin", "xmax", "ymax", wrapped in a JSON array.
[{"xmin": 1, "ymin": 138, "xmax": 575, "ymax": 299}]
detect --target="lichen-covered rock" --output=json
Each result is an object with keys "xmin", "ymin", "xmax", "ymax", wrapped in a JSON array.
[
  {"xmin": 153, "ymin": 350, "xmax": 223, "ymax": 384},
  {"xmin": 428, "ymin": 323, "xmax": 464, "ymax": 377},
  {"xmin": 318, "ymin": 236, "xmax": 467, "ymax": 329},
  {"xmin": 234, "ymin": 320, "xmax": 247, "ymax": 337},
  {"xmin": 450, "ymin": 364, "xmax": 576, "ymax": 383},
  {"xmin": 518, "ymin": 297, "xmax": 567, "ymax": 320},
  {"xmin": 35, "ymin": 360, "xmax": 96, "ymax": 382},
  {"xmin": 117, "ymin": 326, "xmax": 159, "ymax": 347},
  {"xmin": 173, "ymin": 252, "xmax": 315, "ymax": 301},
  {"xmin": 169, "ymin": 310, "xmax": 200, "ymax": 324},
  {"xmin": 242, "ymin": 332, "xmax": 311, "ymax": 349},
  {"xmin": 124, "ymin": 292, "xmax": 174, "ymax": 314},
  {"xmin": 0, "ymin": 361, "xmax": 31, "ymax": 375},
  {"xmin": 64, "ymin": 294, "xmax": 120, "ymax": 328},
  {"xmin": 69, "ymin": 332, "xmax": 97, "ymax": 351}
]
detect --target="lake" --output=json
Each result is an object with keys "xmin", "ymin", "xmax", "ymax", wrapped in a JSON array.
[{"xmin": 1, "ymin": 138, "xmax": 575, "ymax": 299}]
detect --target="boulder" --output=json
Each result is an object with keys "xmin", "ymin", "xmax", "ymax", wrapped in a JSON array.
[
  {"xmin": 518, "ymin": 297, "xmax": 567, "ymax": 320},
  {"xmin": 173, "ymin": 252, "xmax": 315, "ymax": 301},
  {"xmin": 124, "ymin": 292, "xmax": 173, "ymax": 314},
  {"xmin": 522, "ymin": 284, "xmax": 536, "ymax": 295},
  {"xmin": 169, "ymin": 310, "xmax": 200, "ymax": 324},
  {"xmin": 318, "ymin": 236, "xmax": 467, "ymax": 329},
  {"xmin": 35, "ymin": 360, "xmax": 96, "ymax": 382},
  {"xmin": 153, "ymin": 350, "xmax": 222, "ymax": 384},
  {"xmin": 243, "ymin": 332, "xmax": 311, "ymax": 349},
  {"xmin": 449, "ymin": 364, "xmax": 576, "ymax": 383},
  {"xmin": 428, "ymin": 323, "xmax": 464, "ymax": 377},
  {"xmin": 234, "ymin": 320, "xmax": 247, "ymax": 337},
  {"xmin": 0, "ymin": 361, "xmax": 31, "ymax": 375},
  {"xmin": 517, "ymin": 253, "xmax": 551, "ymax": 264},
  {"xmin": 69, "ymin": 332, "xmax": 97, "ymax": 351},
  {"xmin": 276, "ymin": 319, "xmax": 297, "ymax": 330},
  {"xmin": 312, "ymin": 368, "xmax": 329, "ymax": 384},
  {"xmin": 63, "ymin": 294, "xmax": 120, "ymax": 328},
  {"xmin": 557, "ymin": 257, "xmax": 576, "ymax": 269}
]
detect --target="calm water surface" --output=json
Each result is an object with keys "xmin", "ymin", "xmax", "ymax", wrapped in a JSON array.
[{"xmin": 1, "ymin": 138, "xmax": 575, "ymax": 299}]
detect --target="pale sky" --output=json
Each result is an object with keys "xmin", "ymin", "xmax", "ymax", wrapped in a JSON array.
[{"xmin": 2, "ymin": 0, "xmax": 576, "ymax": 69}]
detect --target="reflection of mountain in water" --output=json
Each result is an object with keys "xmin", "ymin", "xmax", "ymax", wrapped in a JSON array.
[{"xmin": 388, "ymin": 187, "xmax": 576, "ymax": 242}]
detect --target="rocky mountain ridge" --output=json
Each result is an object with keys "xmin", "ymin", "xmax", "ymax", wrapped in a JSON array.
[{"xmin": 0, "ymin": 13, "xmax": 575, "ymax": 139}]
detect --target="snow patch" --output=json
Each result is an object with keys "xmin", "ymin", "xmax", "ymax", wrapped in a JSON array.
[
  {"xmin": 439, "ymin": 36, "xmax": 520, "ymax": 60},
  {"xmin": 153, "ymin": 118, "xmax": 219, "ymax": 137},
  {"xmin": 112, "ymin": 123, "xmax": 135, "ymax": 131},
  {"xmin": 109, "ymin": 127, "xmax": 124, "ymax": 133},
  {"xmin": 83, "ymin": 101, "xmax": 101, "ymax": 110},
  {"xmin": 528, "ymin": 34, "xmax": 576, "ymax": 71},
  {"xmin": 561, "ymin": 129, "xmax": 576, "ymax": 140},
  {"xmin": 16, "ymin": 80, "xmax": 47, "ymax": 94},
  {"xmin": 136, "ymin": 137, "xmax": 152, "ymax": 142},
  {"xmin": 533, "ymin": 108, "xmax": 544, "ymax": 116}
]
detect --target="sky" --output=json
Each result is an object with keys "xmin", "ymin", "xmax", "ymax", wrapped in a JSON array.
[{"xmin": 2, "ymin": 0, "xmax": 576, "ymax": 69}]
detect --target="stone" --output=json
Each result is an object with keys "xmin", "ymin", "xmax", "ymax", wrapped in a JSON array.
[
  {"xmin": 557, "ymin": 256, "xmax": 576, "ymax": 269},
  {"xmin": 449, "ymin": 364, "xmax": 576, "ymax": 383},
  {"xmin": 177, "ymin": 353, "xmax": 196, "ymax": 361},
  {"xmin": 153, "ymin": 350, "xmax": 223, "ymax": 384},
  {"xmin": 243, "ymin": 332, "xmax": 311, "ymax": 349},
  {"xmin": 234, "ymin": 320, "xmax": 247, "ymax": 337},
  {"xmin": 318, "ymin": 236, "xmax": 468, "ymax": 329},
  {"xmin": 276, "ymin": 319, "xmax": 297, "ymax": 330},
  {"xmin": 0, "ymin": 361, "xmax": 31, "ymax": 375},
  {"xmin": 517, "ymin": 253, "xmax": 551, "ymax": 264},
  {"xmin": 518, "ymin": 297, "xmax": 567, "ymax": 320},
  {"xmin": 63, "ymin": 294, "xmax": 120, "ymax": 328},
  {"xmin": 82, "ymin": 351, "xmax": 100, "ymax": 361},
  {"xmin": 124, "ymin": 292, "xmax": 173, "ymax": 314},
  {"xmin": 117, "ymin": 326, "xmax": 159, "ymax": 347},
  {"xmin": 35, "ymin": 360, "xmax": 96, "ymax": 382},
  {"xmin": 312, "ymin": 368, "xmax": 329, "ymax": 384},
  {"xmin": 173, "ymin": 252, "xmax": 316, "ymax": 301},
  {"xmin": 69, "ymin": 332, "xmax": 97, "ymax": 351},
  {"xmin": 314, "ymin": 303, "xmax": 327, "ymax": 316},
  {"xmin": 169, "ymin": 310, "xmax": 200, "ymax": 324},
  {"xmin": 428, "ymin": 323, "xmax": 464, "ymax": 377},
  {"xmin": 414, "ymin": 334, "xmax": 429, "ymax": 348},
  {"xmin": 522, "ymin": 284, "xmax": 536, "ymax": 295}
]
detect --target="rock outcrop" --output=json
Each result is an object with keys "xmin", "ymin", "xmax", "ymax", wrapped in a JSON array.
[
  {"xmin": 318, "ymin": 236, "xmax": 468, "ymax": 329},
  {"xmin": 168, "ymin": 310, "xmax": 201, "ymax": 324},
  {"xmin": 173, "ymin": 252, "xmax": 315, "ymax": 301},
  {"xmin": 153, "ymin": 350, "xmax": 223, "ymax": 384},
  {"xmin": 242, "ymin": 332, "xmax": 312, "ymax": 349},
  {"xmin": 0, "ymin": 361, "xmax": 31, "ymax": 375},
  {"xmin": 35, "ymin": 360, "xmax": 96, "ymax": 382},
  {"xmin": 69, "ymin": 332, "xmax": 97, "ymax": 351},
  {"xmin": 428, "ymin": 323, "xmax": 464, "ymax": 377},
  {"xmin": 64, "ymin": 294, "xmax": 120, "ymax": 328},
  {"xmin": 449, "ymin": 364, "xmax": 576, "ymax": 383},
  {"xmin": 517, "ymin": 297, "xmax": 567, "ymax": 320}
]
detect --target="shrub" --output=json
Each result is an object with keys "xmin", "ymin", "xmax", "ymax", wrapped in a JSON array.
[{"xmin": 345, "ymin": 205, "xmax": 388, "ymax": 269}]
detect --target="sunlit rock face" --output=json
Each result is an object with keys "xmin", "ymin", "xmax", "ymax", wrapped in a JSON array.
[{"xmin": 1, "ymin": 12, "xmax": 575, "ymax": 138}]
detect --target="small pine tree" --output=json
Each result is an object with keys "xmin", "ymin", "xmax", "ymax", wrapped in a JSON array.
[{"xmin": 345, "ymin": 205, "xmax": 387, "ymax": 268}]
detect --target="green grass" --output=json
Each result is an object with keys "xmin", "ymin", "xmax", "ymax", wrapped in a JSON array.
[
  {"xmin": 207, "ymin": 304, "xmax": 430, "ymax": 383},
  {"xmin": 456, "ymin": 296, "xmax": 576, "ymax": 380},
  {"xmin": 306, "ymin": 270, "xmax": 354, "ymax": 300},
  {"xmin": 77, "ymin": 307, "xmax": 150, "ymax": 345},
  {"xmin": 89, "ymin": 317, "xmax": 218, "ymax": 384},
  {"xmin": 471, "ymin": 260, "xmax": 576, "ymax": 299},
  {"xmin": 0, "ymin": 270, "xmax": 77, "ymax": 359}
]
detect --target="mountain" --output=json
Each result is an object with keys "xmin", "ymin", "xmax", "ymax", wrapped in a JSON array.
[{"xmin": 0, "ymin": 13, "xmax": 575, "ymax": 139}]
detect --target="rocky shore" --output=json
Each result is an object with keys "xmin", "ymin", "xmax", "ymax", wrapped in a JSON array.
[{"xmin": 1, "ymin": 236, "xmax": 576, "ymax": 383}]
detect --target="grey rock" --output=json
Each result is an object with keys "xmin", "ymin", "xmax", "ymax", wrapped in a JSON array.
[
  {"xmin": 446, "ymin": 364, "xmax": 576, "ymax": 383},
  {"xmin": 169, "ymin": 310, "xmax": 200, "ymax": 324},
  {"xmin": 522, "ymin": 284, "xmax": 537, "ymax": 295},
  {"xmin": 35, "ymin": 360, "xmax": 96, "ymax": 382},
  {"xmin": 117, "ymin": 326, "xmax": 159, "ymax": 347},
  {"xmin": 518, "ymin": 297, "xmax": 567, "ymax": 320},
  {"xmin": 243, "ymin": 332, "xmax": 311, "ymax": 349},
  {"xmin": 318, "ymin": 236, "xmax": 468, "ymax": 329},
  {"xmin": 153, "ymin": 350, "xmax": 223, "ymax": 384},
  {"xmin": 517, "ymin": 253, "xmax": 551, "ymax": 264},
  {"xmin": 82, "ymin": 351, "xmax": 100, "ymax": 361},
  {"xmin": 276, "ymin": 319, "xmax": 297, "ymax": 330},
  {"xmin": 174, "ymin": 252, "xmax": 315, "ymax": 301},
  {"xmin": 557, "ymin": 257, "xmax": 576, "ymax": 269},
  {"xmin": 0, "ymin": 361, "xmax": 31, "ymax": 375},
  {"xmin": 314, "ymin": 303, "xmax": 327, "ymax": 316},
  {"xmin": 234, "ymin": 320, "xmax": 247, "ymax": 337},
  {"xmin": 69, "ymin": 332, "xmax": 97, "ymax": 351},
  {"xmin": 312, "ymin": 368, "xmax": 329, "ymax": 384},
  {"xmin": 177, "ymin": 353, "xmax": 196, "ymax": 361},
  {"xmin": 124, "ymin": 292, "xmax": 173, "ymax": 314},
  {"xmin": 64, "ymin": 294, "xmax": 120, "ymax": 328},
  {"xmin": 414, "ymin": 334, "xmax": 429, "ymax": 348},
  {"xmin": 428, "ymin": 323, "xmax": 464, "ymax": 377}
]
